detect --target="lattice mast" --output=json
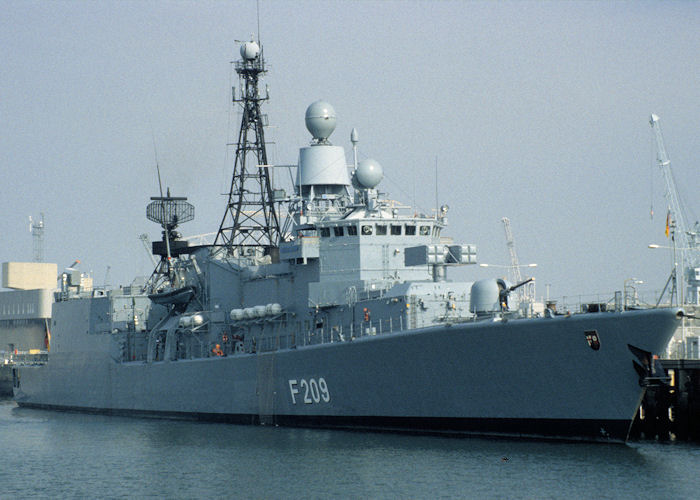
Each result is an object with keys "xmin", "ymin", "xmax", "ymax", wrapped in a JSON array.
[
  {"xmin": 29, "ymin": 213, "xmax": 45, "ymax": 262},
  {"xmin": 215, "ymin": 38, "xmax": 280, "ymax": 253}
]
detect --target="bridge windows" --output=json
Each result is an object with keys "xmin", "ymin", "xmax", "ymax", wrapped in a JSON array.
[
  {"xmin": 350, "ymin": 222, "xmax": 435, "ymax": 237},
  {"xmin": 319, "ymin": 225, "xmax": 359, "ymax": 237}
]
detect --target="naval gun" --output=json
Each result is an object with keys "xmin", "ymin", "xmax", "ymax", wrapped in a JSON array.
[
  {"xmin": 470, "ymin": 277, "xmax": 534, "ymax": 317},
  {"xmin": 498, "ymin": 277, "xmax": 534, "ymax": 311}
]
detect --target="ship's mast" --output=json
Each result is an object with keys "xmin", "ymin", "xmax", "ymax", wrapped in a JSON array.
[{"xmin": 214, "ymin": 38, "xmax": 280, "ymax": 254}]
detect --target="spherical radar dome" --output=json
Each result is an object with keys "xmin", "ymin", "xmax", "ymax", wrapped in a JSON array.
[
  {"xmin": 305, "ymin": 100, "xmax": 337, "ymax": 141},
  {"xmin": 355, "ymin": 159, "xmax": 383, "ymax": 189},
  {"xmin": 240, "ymin": 40, "xmax": 260, "ymax": 60}
]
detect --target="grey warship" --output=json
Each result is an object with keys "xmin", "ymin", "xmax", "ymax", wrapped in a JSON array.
[{"xmin": 13, "ymin": 39, "xmax": 681, "ymax": 442}]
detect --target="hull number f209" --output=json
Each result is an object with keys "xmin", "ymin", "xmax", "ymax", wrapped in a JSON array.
[{"xmin": 288, "ymin": 378, "xmax": 330, "ymax": 404}]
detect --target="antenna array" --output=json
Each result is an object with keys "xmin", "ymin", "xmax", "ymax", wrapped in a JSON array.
[
  {"xmin": 214, "ymin": 39, "xmax": 280, "ymax": 255},
  {"xmin": 29, "ymin": 214, "xmax": 45, "ymax": 262}
]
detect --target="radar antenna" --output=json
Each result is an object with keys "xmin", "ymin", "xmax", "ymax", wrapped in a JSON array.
[
  {"xmin": 146, "ymin": 188, "xmax": 194, "ymax": 290},
  {"xmin": 214, "ymin": 37, "xmax": 280, "ymax": 255}
]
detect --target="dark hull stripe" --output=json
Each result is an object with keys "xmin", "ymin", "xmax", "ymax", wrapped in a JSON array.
[{"xmin": 15, "ymin": 402, "xmax": 631, "ymax": 443}]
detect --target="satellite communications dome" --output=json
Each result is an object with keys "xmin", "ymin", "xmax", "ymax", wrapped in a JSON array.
[
  {"xmin": 305, "ymin": 100, "xmax": 337, "ymax": 142},
  {"xmin": 355, "ymin": 159, "xmax": 383, "ymax": 189},
  {"xmin": 240, "ymin": 40, "xmax": 260, "ymax": 60}
]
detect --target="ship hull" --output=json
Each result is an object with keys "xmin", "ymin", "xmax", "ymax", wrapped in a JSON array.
[{"xmin": 14, "ymin": 308, "xmax": 679, "ymax": 442}]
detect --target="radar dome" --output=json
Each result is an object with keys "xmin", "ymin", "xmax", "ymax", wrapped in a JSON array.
[
  {"xmin": 240, "ymin": 40, "xmax": 260, "ymax": 60},
  {"xmin": 355, "ymin": 159, "xmax": 383, "ymax": 189},
  {"xmin": 305, "ymin": 101, "xmax": 337, "ymax": 142}
]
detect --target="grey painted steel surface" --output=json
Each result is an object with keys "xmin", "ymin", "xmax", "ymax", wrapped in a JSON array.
[
  {"xmin": 0, "ymin": 365, "xmax": 11, "ymax": 396},
  {"xmin": 12, "ymin": 40, "xmax": 682, "ymax": 443},
  {"xmin": 14, "ymin": 308, "xmax": 678, "ymax": 441}
]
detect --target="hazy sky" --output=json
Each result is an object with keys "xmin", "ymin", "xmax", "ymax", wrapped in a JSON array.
[{"xmin": 2, "ymin": 1, "xmax": 699, "ymax": 303}]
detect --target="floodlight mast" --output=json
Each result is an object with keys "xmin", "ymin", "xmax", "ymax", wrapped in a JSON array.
[{"xmin": 214, "ymin": 38, "xmax": 281, "ymax": 256}]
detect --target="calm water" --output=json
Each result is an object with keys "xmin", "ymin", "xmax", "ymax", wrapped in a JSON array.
[{"xmin": 1, "ymin": 399, "xmax": 699, "ymax": 499}]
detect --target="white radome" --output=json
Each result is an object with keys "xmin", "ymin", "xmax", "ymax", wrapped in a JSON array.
[
  {"xmin": 240, "ymin": 40, "xmax": 260, "ymax": 60},
  {"xmin": 355, "ymin": 159, "xmax": 383, "ymax": 189},
  {"xmin": 305, "ymin": 100, "xmax": 337, "ymax": 141}
]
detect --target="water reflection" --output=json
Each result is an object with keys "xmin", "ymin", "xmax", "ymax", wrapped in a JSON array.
[{"xmin": 2, "ymin": 400, "xmax": 699, "ymax": 499}]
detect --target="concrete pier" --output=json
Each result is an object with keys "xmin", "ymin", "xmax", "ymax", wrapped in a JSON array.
[{"xmin": 0, "ymin": 364, "xmax": 12, "ymax": 397}]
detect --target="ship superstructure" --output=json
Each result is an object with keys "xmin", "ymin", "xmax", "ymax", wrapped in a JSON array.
[{"xmin": 13, "ymin": 39, "xmax": 681, "ymax": 442}]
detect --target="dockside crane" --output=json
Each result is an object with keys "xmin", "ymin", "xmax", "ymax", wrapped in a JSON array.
[
  {"xmin": 502, "ymin": 217, "xmax": 522, "ymax": 286},
  {"xmin": 649, "ymin": 114, "xmax": 700, "ymax": 305},
  {"xmin": 501, "ymin": 217, "xmax": 535, "ymax": 306}
]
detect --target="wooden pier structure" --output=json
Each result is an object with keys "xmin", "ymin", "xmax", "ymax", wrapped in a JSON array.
[{"xmin": 630, "ymin": 359, "xmax": 700, "ymax": 441}]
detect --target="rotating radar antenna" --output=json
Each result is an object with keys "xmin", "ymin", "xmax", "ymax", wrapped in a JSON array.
[
  {"xmin": 147, "ymin": 191, "xmax": 194, "ymax": 231},
  {"xmin": 215, "ymin": 36, "xmax": 281, "ymax": 255},
  {"xmin": 146, "ymin": 188, "xmax": 194, "ymax": 288}
]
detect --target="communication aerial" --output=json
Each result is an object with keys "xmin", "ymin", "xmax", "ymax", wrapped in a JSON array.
[
  {"xmin": 29, "ymin": 213, "xmax": 45, "ymax": 262},
  {"xmin": 215, "ymin": 37, "xmax": 281, "ymax": 254}
]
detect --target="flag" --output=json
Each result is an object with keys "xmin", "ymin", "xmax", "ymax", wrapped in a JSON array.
[
  {"xmin": 44, "ymin": 318, "xmax": 51, "ymax": 351},
  {"xmin": 665, "ymin": 210, "xmax": 670, "ymax": 238}
]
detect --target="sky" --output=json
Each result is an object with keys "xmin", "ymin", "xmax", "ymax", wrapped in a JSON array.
[{"xmin": 1, "ymin": 0, "xmax": 699, "ymax": 304}]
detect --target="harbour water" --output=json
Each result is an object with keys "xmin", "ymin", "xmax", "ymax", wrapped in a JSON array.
[{"xmin": 1, "ymin": 399, "xmax": 698, "ymax": 499}]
